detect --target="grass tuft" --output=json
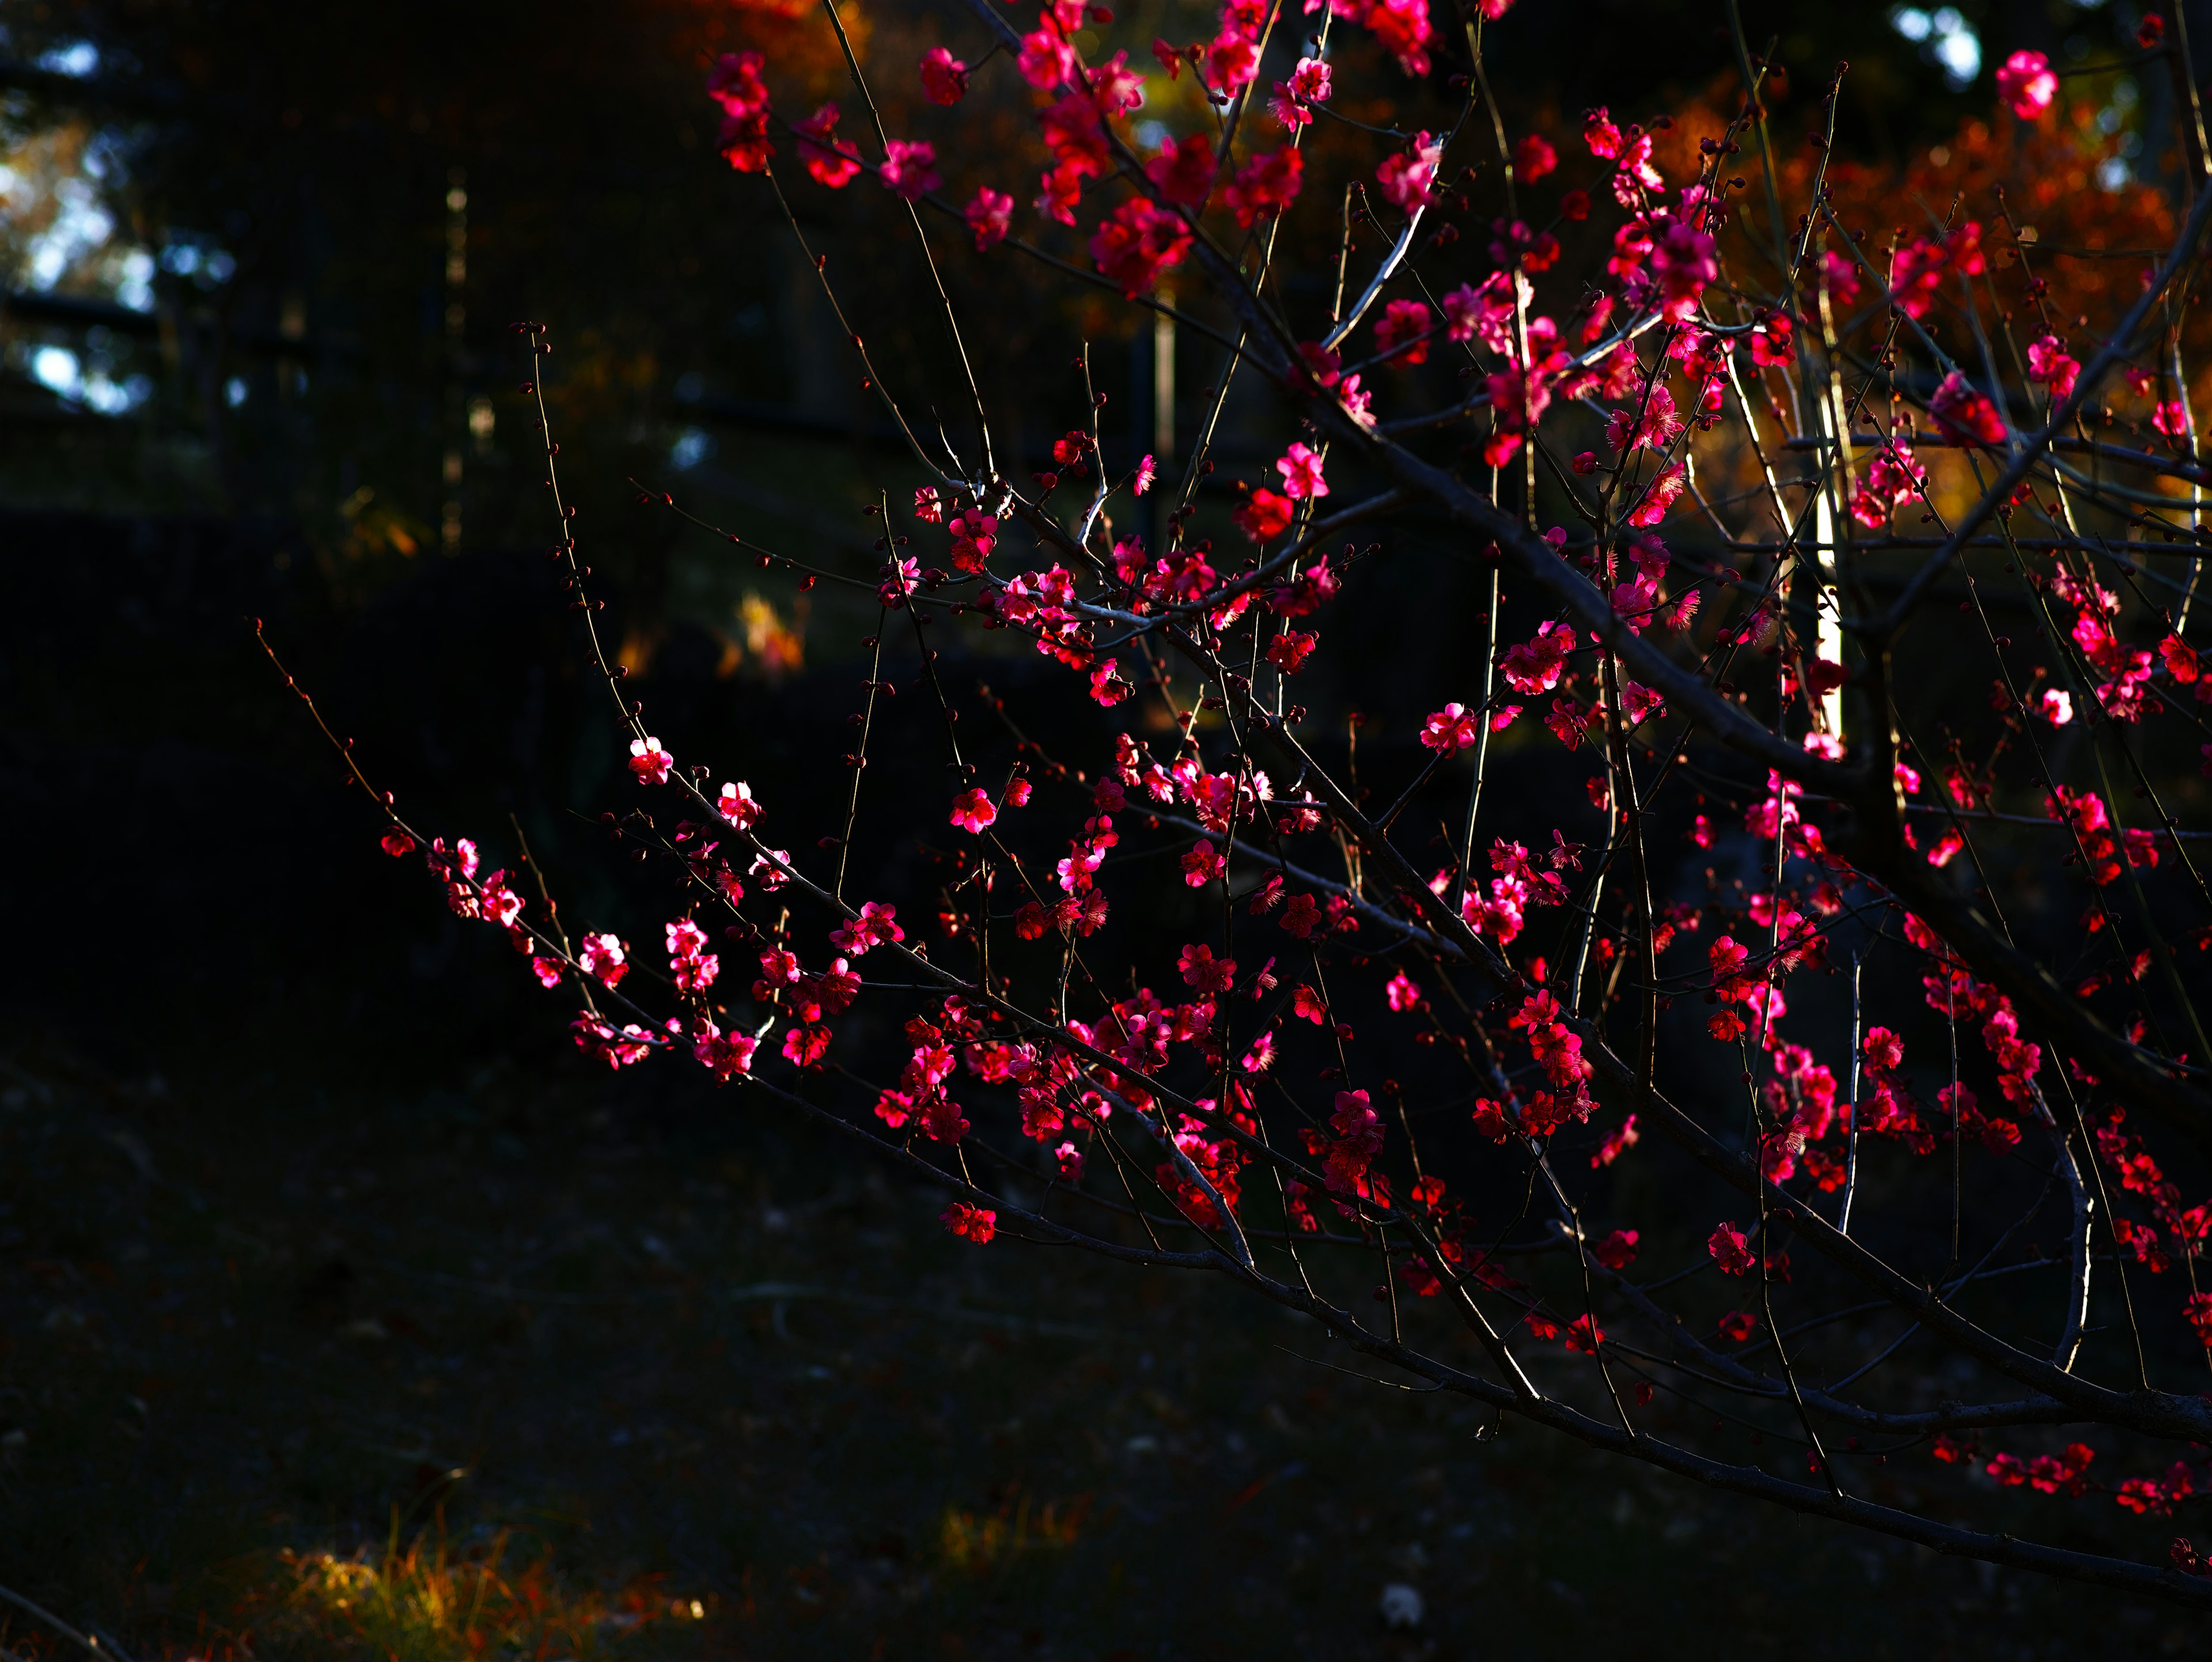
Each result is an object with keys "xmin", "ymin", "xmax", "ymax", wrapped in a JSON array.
[
  {"xmin": 935, "ymin": 1490, "xmax": 1093, "ymax": 1578},
  {"xmin": 247, "ymin": 1520, "xmax": 701, "ymax": 1661}
]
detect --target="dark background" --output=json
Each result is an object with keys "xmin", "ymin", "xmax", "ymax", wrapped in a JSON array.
[{"xmin": 2, "ymin": 1, "xmax": 2207, "ymax": 1656}]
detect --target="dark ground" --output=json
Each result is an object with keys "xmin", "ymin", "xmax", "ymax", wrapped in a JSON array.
[{"xmin": 2, "ymin": 1020, "xmax": 2202, "ymax": 1661}]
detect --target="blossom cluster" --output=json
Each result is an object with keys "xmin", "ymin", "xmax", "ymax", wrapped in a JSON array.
[{"xmin": 260, "ymin": 9, "xmax": 2212, "ymax": 1597}]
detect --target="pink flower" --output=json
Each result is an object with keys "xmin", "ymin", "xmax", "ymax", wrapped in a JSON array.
[
  {"xmin": 1707, "ymin": 1221, "xmax": 1756, "ymax": 1276},
  {"xmin": 1821, "ymin": 248, "xmax": 1862, "ymax": 306},
  {"xmin": 880, "ymin": 139, "xmax": 940, "ymax": 201},
  {"xmin": 1089, "ymin": 198, "xmax": 1191, "ymax": 298},
  {"xmin": 950, "ymin": 786, "xmax": 998, "ymax": 834},
  {"xmin": 1647, "ymin": 215, "xmax": 1717, "ymax": 317},
  {"xmin": 1747, "ymin": 309, "xmax": 1794, "ymax": 369},
  {"xmin": 1038, "ymin": 92, "xmax": 1109, "ymax": 210},
  {"xmin": 709, "ymin": 52, "xmax": 774, "ymax": 173},
  {"xmin": 2186, "ymin": 1290, "xmax": 2212, "ymax": 1343},
  {"xmin": 1420, "ymin": 703, "xmax": 1480, "ymax": 754},
  {"xmin": 1930, "ymin": 370, "xmax": 2008, "ymax": 447},
  {"xmin": 1715, "ymin": 1309, "xmax": 1757, "ymax": 1343},
  {"xmin": 1234, "ymin": 487, "xmax": 1294, "ymax": 543},
  {"xmin": 1376, "ymin": 131, "xmax": 1442, "ymax": 210},
  {"xmin": 1850, "ymin": 445, "xmax": 1925, "ymax": 527},
  {"xmin": 793, "ymin": 103, "xmax": 861, "ymax": 190},
  {"xmin": 782, "ymin": 1024, "xmax": 832, "ymax": 1068},
  {"xmin": 1295, "ymin": 340, "xmax": 1342, "ymax": 388},
  {"xmin": 1490, "ymin": 217, "xmax": 1560, "ymax": 273},
  {"xmin": 1385, "ymin": 970, "xmax": 1422, "ymax": 1012},
  {"xmin": 1270, "ymin": 56, "xmax": 1330, "ymax": 127},
  {"xmin": 1336, "ymin": 374, "xmax": 1374, "ymax": 430},
  {"xmin": 1611, "ymin": 132, "xmax": 1664, "ymax": 201},
  {"xmin": 627, "ymin": 736, "xmax": 673, "ymax": 785},
  {"xmin": 941, "ymin": 1202, "xmax": 997, "ymax": 1243},
  {"xmin": 706, "ymin": 54, "xmax": 775, "ymax": 173},
  {"xmin": 1176, "ymin": 941, "xmax": 1236, "ymax": 994},
  {"xmin": 717, "ymin": 111, "xmax": 772, "ymax": 174},
  {"xmin": 1222, "ymin": 146, "xmax": 1303, "ymax": 228},
  {"xmin": 2027, "ymin": 335, "xmax": 2080, "ymax": 400},
  {"xmin": 692, "ymin": 1019, "xmax": 757, "ymax": 1082},
  {"xmin": 717, "ymin": 780, "xmax": 763, "ymax": 828},
  {"xmin": 878, "ymin": 555, "xmax": 920, "ymax": 607},
  {"xmin": 1018, "ymin": 21, "xmax": 1077, "ymax": 89},
  {"xmin": 1365, "ymin": 0, "xmax": 1434, "ymax": 77},
  {"xmin": 1591, "ymin": 1114, "xmax": 1639, "ymax": 1168},
  {"xmin": 1088, "ymin": 50, "xmax": 1146, "ymax": 116},
  {"xmin": 573, "ymin": 1014, "xmax": 655, "ymax": 1069},
  {"xmin": 1147, "ymin": 133, "xmax": 1215, "ymax": 205},
  {"xmin": 428, "ymin": 836, "xmax": 478, "ymax": 882},
  {"xmin": 1267, "ymin": 630, "xmax": 1317, "ymax": 674},
  {"xmin": 920, "ymin": 46, "xmax": 969, "ymax": 105},
  {"xmin": 1440, "ymin": 279, "xmax": 1503, "ymax": 345},
  {"xmin": 1181, "ymin": 838, "xmax": 1226, "ymax": 887},
  {"xmin": 1323, "ymin": 1089, "xmax": 1384, "ymax": 1194},
  {"xmin": 666, "ymin": 918, "xmax": 719, "ymax": 991},
  {"xmin": 1607, "ymin": 384, "xmax": 1681, "ymax": 453},
  {"xmin": 831, "ymin": 900, "xmax": 905, "ymax": 955},
  {"xmin": 1274, "ymin": 889, "xmax": 1318, "ymax": 942},
  {"xmin": 1500, "ymin": 620, "xmax": 1574, "ymax": 695},
  {"xmin": 1516, "ymin": 132, "xmax": 1556, "ymax": 183},
  {"xmin": 947, "ymin": 510, "xmax": 997, "ymax": 571},
  {"xmin": 1860, "ymin": 1027, "xmax": 1903, "ymax": 1072},
  {"xmin": 1134, "ymin": 453, "xmax": 1156, "ymax": 495},
  {"xmin": 1374, "ymin": 298, "xmax": 1433, "ymax": 366},
  {"xmin": 470, "ymin": 866, "xmax": 517, "ymax": 926},
  {"xmin": 1995, "ymin": 50, "xmax": 2058, "ymax": 122},
  {"xmin": 708, "ymin": 50, "xmax": 768, "ymax": 119},
  {"xmin": 1483, "ymin": 362, "xmax": 1553, "ymax": 464},
  {"xmin": 1584, "ymin": 106, "xmax": 1621, "ymax": 158},
  {"xmin": 1025, "ymin": 160, "xmax": 1094, "ymax": 229},
  {"xmin": 2039, "ymin": 687, "xmax": 2074, "ymax": 726},
  {"xmin": 472, "ymin": 875, "xmax": 521, "ymax": 927},
  {"xmin": 581, "ymin": 932, "xmax": 628, "ymax": 988},
  {"xmin": 964, "ymin": 186, "xmax": 1014, "ymax": 252},
  {"xmin": 531, "ymin": 956, "xmax": 563, "ymax": 989},
  {"xmin": 1275, "ymin": 442, "xmax": 1328, "ymax": 501},
  {"xmin": 1203, "ymin": 26, "xmax": 1260, "ymax": 97},
  {"xmin": 1089, "ymin": 660, "xmax": 1134, "ymax": 706},
  {"xmin": 1889, "ymin": 233, "xmax": 1965, "ymax": 320}
]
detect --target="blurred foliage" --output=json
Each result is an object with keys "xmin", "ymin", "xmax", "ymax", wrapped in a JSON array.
[{"xmin": 0, "ymin": 0, "xmax": 2181, "ymax": 551}]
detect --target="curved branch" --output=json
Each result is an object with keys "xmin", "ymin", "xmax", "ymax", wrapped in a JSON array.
[{"xmin": 1311, "ymin": 396, "xmax": 2212, "ymax": 1146}]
